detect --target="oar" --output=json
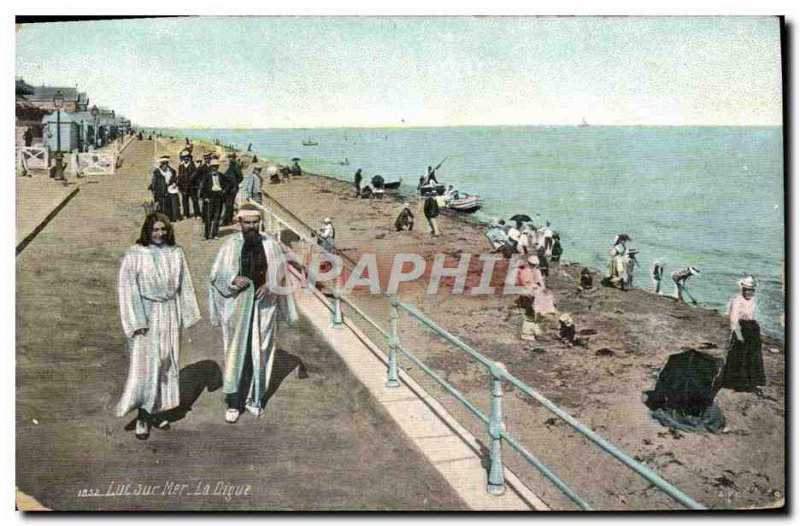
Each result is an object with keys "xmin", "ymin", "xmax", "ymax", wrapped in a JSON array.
[{"xmin": 433, "ymin": 156, "xmax": 448, "ymax": 172}]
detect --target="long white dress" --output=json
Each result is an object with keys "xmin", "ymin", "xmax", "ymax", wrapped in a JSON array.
[{"xmin": 115, "ymin": 245, "xmax": 201, "ymax": 417}]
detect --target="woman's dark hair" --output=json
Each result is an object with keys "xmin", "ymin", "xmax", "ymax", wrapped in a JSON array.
[{"xmin": 137, "ymin": 212, "xmax": 176, "ymax": 246}]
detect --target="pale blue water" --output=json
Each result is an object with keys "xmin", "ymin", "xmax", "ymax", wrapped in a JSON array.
[{"xmin": 160, "ymin": 126, "xmax": 785, "ymax": 339}]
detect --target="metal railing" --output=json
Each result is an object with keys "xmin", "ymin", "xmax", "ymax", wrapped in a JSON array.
[{"xmin": 249, "ymin": 196, "xmax": 706, "ymax": 511}]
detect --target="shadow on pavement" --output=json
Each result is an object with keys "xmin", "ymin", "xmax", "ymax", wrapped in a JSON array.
[
  {"xmin": 264, "ymin": 349, "xmax": 309, "ymax": 406},
  {"xmin": 124, "ymin": 359, "xmax": 223, "ymax": 429}
]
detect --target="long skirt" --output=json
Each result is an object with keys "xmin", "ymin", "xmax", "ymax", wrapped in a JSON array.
[{"xmin": 716, "ymin": 320, "xmax": 766, "ymax": 392}]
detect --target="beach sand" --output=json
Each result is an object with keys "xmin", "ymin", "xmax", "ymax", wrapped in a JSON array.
[{"xmin": 171, "ymin": 137, "xmax": 784, "ymax": 510}]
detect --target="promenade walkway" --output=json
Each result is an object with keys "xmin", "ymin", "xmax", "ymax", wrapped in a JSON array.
[{"xmin": 15, "ymin": 139, "xmax": 481, "ymax": 510}]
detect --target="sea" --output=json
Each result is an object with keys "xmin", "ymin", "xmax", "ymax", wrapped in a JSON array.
[{"xmin": 160, "ymin": 125, "xmax": 785, "ymax": 339}]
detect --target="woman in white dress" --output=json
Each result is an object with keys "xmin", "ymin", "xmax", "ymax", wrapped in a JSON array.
[{"xmin": 116, "ymin": 213, "xmax": 201, "ymax": 439}]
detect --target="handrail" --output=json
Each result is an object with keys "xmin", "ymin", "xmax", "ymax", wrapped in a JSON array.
[{"xmin": 248, "ymin": 196, "xmax": 706, "ymax": 510}]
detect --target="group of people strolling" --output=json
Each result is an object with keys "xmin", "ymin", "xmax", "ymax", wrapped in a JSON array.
[
  {"xmin": 149, "ymin": 150, "xmax": 266, "ymax": 240},
  {"xmin": 116, "ymin": 205, "xmax": 297, "ymax": 440}
]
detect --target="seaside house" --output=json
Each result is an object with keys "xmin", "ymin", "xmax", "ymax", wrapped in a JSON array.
[
  {"xmin": 25, "ymin": 84, "xmax": 89, "ymax": 112},
  {"xmin": 15, "ymin": 78, "xmax": 48, "ymax": 146}
]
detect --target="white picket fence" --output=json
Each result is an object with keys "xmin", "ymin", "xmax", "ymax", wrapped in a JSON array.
[
  {"xmin": 73, "ymin": 152, "xmax": 117, "ymax": 176},
  {"xmin": 15, "ymin": 147, "xmax": 49, "ymax": 170}
]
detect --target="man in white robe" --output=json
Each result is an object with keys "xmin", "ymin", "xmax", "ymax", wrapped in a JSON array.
[
  {"xmin": 208, "ymin": 204, "xmax": 298, "ymax": 423},
  {"xmin": 116, "ymin": 213, "xmax": 201, "ymax": 439}
]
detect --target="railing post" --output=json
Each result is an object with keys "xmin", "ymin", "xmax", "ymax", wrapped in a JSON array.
[
  {"xmin": 487, "ymin": 362, "xmax": 507, "ymax": 495},
  {"xmin": 386, "ymin": 301, "xmax": 400, "ymax": 387},
  {"xmin": 331, "ymin": 269, "xmax": 343, "ymax": 329}
]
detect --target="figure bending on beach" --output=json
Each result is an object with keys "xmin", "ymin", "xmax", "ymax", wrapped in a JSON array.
[
  {"xmin": 671, "ymin": 266, "xmax": 700, "ymax": 303},
  {"xmin": 208, "ymin": 204, "xmax": 298, "ymax": 423},
  {"xmin": 115, "ymin": 213, "xmax": 201, "ymax": 440},
  {"xmin": 715, "ymin": 276, "xmax": 766, "ymax": 395}
]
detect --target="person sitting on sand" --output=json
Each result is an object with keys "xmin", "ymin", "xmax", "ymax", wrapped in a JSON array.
[
  {"xmin": 486, "ymin": 218, "xmax": 509, "ymax": 251},
  {"xmin": 395, "ymin": 203, "xmax": 414, "ymax": 232},
  {"xmin": 580, "ymin": 267, "xmax": 594, "ymax": 290},
  {"xmin": 516, "ymin": 255, "xmax": 557, "ymax": 322},
  {"xmin": 671, "ymin": 266, "xmax": 700, "ymax": 303},
  {"xmin": 318, "ymin": 217, "xmax": 336, "ymax": 253}
]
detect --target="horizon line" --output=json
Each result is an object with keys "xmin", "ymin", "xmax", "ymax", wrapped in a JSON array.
[{"xmin": 134, "ymin": 123, "xmax": 784, "ymax": 130}]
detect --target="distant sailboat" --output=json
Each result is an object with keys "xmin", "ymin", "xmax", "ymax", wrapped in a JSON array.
[{"xmin": 578, "ymin": 118, "xmax": 589, "ymax": 127}]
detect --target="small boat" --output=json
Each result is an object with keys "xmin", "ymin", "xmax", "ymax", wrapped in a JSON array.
[
  {"xmin": 302, "ymin": 139, "xmax": 318, "ymax": 146},
  {"xmin": 384, "ymin": 179, "xmax": 402, "ymax": 190},
  {"xmin": 445, "ymin": 194, "xmax": 482, "ymax": 214},
  {"xmin": 339, "ymin": 158, "xmax": 350, "ymax": 166},
  {"xmin": 578, "ymin": 118, "xmax": 589, "ymax": 128}
]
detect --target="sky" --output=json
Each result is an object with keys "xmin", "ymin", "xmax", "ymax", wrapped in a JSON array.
[{"xmin": 15, "ymin": 16, "xmax": 783, "ymax": 128}]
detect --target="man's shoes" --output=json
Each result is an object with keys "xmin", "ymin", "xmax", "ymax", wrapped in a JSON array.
[
  {"xmin": 245, "ymin": 402, "xmax": 264, "ymax": 417},
  {"xmin": 154, "ymin": 419, "xmax": 171, "ymax": 430},
  {"xmin": 135, "ymin": 418, "xmax": 150, "ymax": 440},
  {"xmin": 225, "ymin": 408, "xmax": 240, "ymax": 423}
]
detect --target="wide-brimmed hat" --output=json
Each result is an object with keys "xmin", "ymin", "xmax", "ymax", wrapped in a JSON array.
[
  {"xmin": 689, "ymin": 266, "xmax": 700, "ymax": 275},
  {"xmin": 738, "ymin": 276, "xmax": 756, "ymax": 289},
  {"xmin": 558, "ymin": 313, "xmax": 574, "ymax": 326},
  {"xmin": 209, "ymin": 159, "xmax": 220, "ymax": 167},
  {"xmin": 158, "ymin": 155, "xmax": 170, "ymax": 163},
  {"xmin": 627, "ymin": 248, "xmax": 639, "ymax": 255},
  {"xmin": 322, "ymin": 217, "xmax": 332, "ymax": 224},
  {"xmin": 527, "ymin": 255, "xmax": 539, "ymax": 266},
  {"xmin": 489, "ymin": 218, "xmax": 499, "ymax": 227},
  {"xmin": 403, "ymin": 203, "xmax": 410, "ymax": 209}
]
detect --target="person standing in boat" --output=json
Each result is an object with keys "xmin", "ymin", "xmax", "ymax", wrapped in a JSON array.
[
  {"xmin": 354, "ymin": 168, "xmax": 363, "ymax": 197},
  {"xmin": 714, "ymin": 276, "xmax": 765, "ymax": 395}
]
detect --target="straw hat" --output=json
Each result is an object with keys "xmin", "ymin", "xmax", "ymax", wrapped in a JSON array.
[
  {"xmin": 689, "ymin": 266, "xmax": 700, "ymax": 276},
  {"xmin": 627, "ymin": 248, "xmax": 639, "ymax": 255},
  {"xmin": 489, "ymin": 218, "xmax": 499, "ymax": 227},
  {"xmin": 403, "ymin": 203, "xmax": 410, "ymax": 209},
  {"xmin": 209, "ymin": 158, "xmax": 220, "ymax": 167},
  {"xmin": 158, "ymin": 155, "xmax": 170, "ymax": 163},
  {"xmin": 527, "ymin": 255, "xmax": 539, "ymax": 266},
  {"xmin": 323, "ymin": 217, "xmax": 332, "ymax": 224},
  {"xmin": 738, "ymin": 276, "xmax": 756, "ymax": 289},
  {"xmin": 558, "ymin": 313, "xmax": 574, "ymax": 326}
]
